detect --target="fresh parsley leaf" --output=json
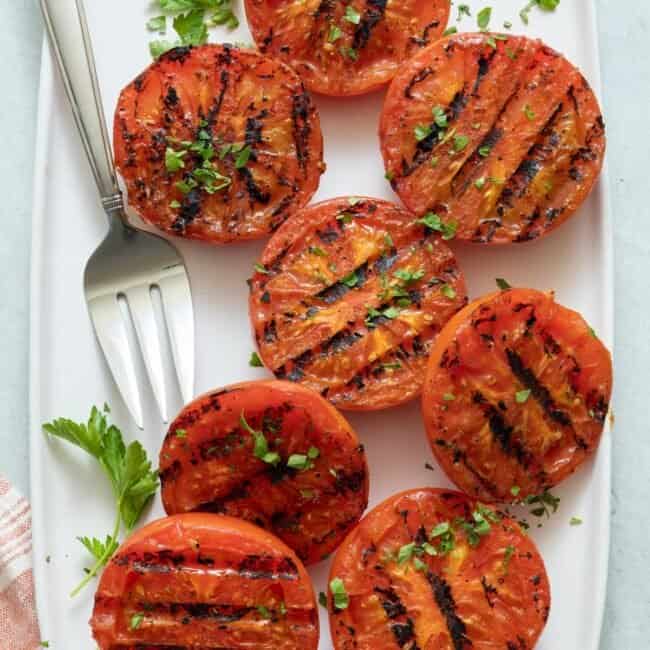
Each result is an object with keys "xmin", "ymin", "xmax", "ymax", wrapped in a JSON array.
[
  {"xmin": 510, "ymin": 485, "xmax": 521, "ymax": 497},
  {"xmin": 443, "ymin": 393, "xmax": 455, "ymax": 401},
  {"xmin": 570, "ymin": 516, "xmax": 583, "ymax": 526},
  {"xmin": 249, "ymin": 351, "xmax": 263, "ymax": 367},
  {"xmin": 416, "ymin": 212, "xmax": 457, "ymax": 240},
  {"xmin": 477, "ymin": 6, "xmax": 492, "ymax": 30},
  {"xmin": 475, "ymin": 177, "xmax": 486, "ymax": 189},
  {"xmin": 496, "ymin": 277, "xmax": 512, "ymax": 290},
  {"xmin": 443, "ymin": 26, "xmax": 458, "ymax": 36},
  {"xmin": 240, "ymin": 412, "xmax": 280, "ymax": 466},
  {"xmin": 256, "ymin": 605, "xmax": 272, "ymax": 619},
  {"xmin": 328, "ymin": 24, "xmax": 343, "ymax": 43},
  {"xmin": 254, "ymin": 263, "xmax": 270, "ymax": 274},
  {"xmin": 382, "ymin": 306, "xmax": 401, "ymax": 319},
  {"xmin": 165, "ymin": 147, "xmax": 187, "ymax": 173},
  {"xmin": 235, "ymin": 144, "xmax": 252, "ymax": 169},
  {"xmin": 341, "ymin": 271, "xmax": 359, "ymax": 288},
  {"xmin": 149, "ymin": 39, "xmax": 177, "ymax": 58},
  {"xmin": 287, "ymin": 454, "xmax": 310, "ymax": 471},
  {"xmin": 430, "ymin": 521, "xmax": 450, "ymax": 538},
  {"xmin": 175, "ymin": 429, "xmax": 187, "ymax": 437},
  {"xmin": 478, "ymin": 145, "xmax": 491, "ymax": 157},
  {"xmin": 453, "ymin": 134, "xmax": 469, "ymax": 152},
  {"xmin": 515, "ymin": 389, "xmax": 532, "ymax": 403},
  {"xmin": 330, "ymin": 577, "xmax": 349, "ymax": 610},
  {"xmin": 344, "ymin": 6, "xmax": 361, "ymax": 24},
  {"xmin": 43, "ymin": 406, "xmax": 158, "ymax": 596},
  {"xmin": 318, "ymin": 591, "xmax": 328, "ymax": 608},
  {"xmin": 130, "ymin": 613, "xmax": 145, "ymax": 630},
  {"xmin": 432, "ymin": 106, "xmax": 448, "ymax": 128},
  {"xmin": 173, "ymin": 9, "xmax": 209, "ymax": 46},
  {"xmin": 414, "ymin": 123, "xmax": 432, "ymax": 142},
  {"xmin": 441, "ymin": 284, "xmax": 456, "ymax": 299},
  {"xmin": 457, "ymin": 4, "xmax": 471, "ymax": 20},
  {"xmin": 397, "ymin": 542, "xmax": 416, "ymax": 564},
  {"xmin": 520, "ymin": 0, "xmax": 560, "ymax": 25},
  {"xmin": 147, "ymin": 15, "xmax": 167, "ymax": 32},
  {"xmin": 393, "ymin": 268, "xmax": 425, "ymax": 283},
  {"xmin": 523, "ymin": 104, "xmax": 536, "ymax": 120}
]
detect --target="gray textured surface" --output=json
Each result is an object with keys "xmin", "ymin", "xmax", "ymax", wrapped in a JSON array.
[{"xmin": 0, "ymin": 1, "xmax": 648, "ymax": 646}]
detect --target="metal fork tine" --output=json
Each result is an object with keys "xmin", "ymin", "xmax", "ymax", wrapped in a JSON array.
[
  {"xmin": 158, "ymin": 269, "xmax": 195, "ymax": 405},
  {"xmin": 124, "ymin": 285, "xmax": 168, "ymax": 423},
  {"xmin": 86, "ymin": 293, "xmax": 144, "ymax": 429}
]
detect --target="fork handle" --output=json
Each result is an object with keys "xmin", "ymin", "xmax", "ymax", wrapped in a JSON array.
[{"xmin": 40, "ymin": 0, "xmax": 122, "ymax": 209}]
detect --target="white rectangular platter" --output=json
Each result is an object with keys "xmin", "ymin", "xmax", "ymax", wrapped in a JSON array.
[{"xmin": 30, "ymin": 1, "xmax": 612, "ymax": 648}]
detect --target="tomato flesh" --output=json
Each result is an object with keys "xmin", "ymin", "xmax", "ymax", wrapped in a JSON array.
[
  {"xmin": 245, "ymin": 0, "xmax": 450, "ymax": 96},
  {"xmin": 91, "ymin": 514, "xmax": 319, "ymax": 649},
  {"xmin": 249, "ymin": 197, "xmax": 468, "ymax": 410},
  {"xmin": 380, "ymin": 33, "xmax": 606, "ymax": 243},
  {"xmin": 422, "ymin": 288, "xmax": 613, "ymax": 502},
  {"xmin": 160, "ymin": 381, "xmax": 369, "ymax": 565},
  {"xmin": 114, "ymin": 44, "xmax": 324, "ymax": 244},
  {"xmin": 328, "ymin": 488, "xmax": 550, "ymax": 650}
]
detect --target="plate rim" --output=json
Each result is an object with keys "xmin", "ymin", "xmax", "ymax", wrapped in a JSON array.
[{"xmin": 28, "ymin": 3, "xmax": 614, "ymax": 644}]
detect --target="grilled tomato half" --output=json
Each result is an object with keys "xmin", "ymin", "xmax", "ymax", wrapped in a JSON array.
[
  {"xmin": 422, "ymin": 288, "xmax": 613, "ymax": 502},
  {"xmin": 248, "ymin": 197, "xmax": 468, "ymax": 410},
  {"xmin": 159, "ymin": 381, "xmax": 369, "ymax": 565},
  {"xmin": 114, "ymin": 44, "xmax": 324, "ymax": 243},
  {"xmin": 91, "ymin": 513, "xmax": 319, "ymax": 649},
  {"xmin": 327, "ymin": 488, "xmax": 550, "ymax": 650},
  {"xmin": 380, "ymin": 33, "xmax": 606, "ymax": 243},
  {"xmin": 244, "ymin": 0, "xmax": 450, "ymax": 96}
]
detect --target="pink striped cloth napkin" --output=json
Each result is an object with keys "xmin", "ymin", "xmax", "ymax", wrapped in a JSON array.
[{"xmin": 0, "ymin": 476, "xmax": 41, "ymax": 649}]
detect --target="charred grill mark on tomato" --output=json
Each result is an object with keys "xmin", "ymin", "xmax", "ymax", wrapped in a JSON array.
[
  {"xmin": 380, "ymin": 33, "xmax": 606, "ymax": 243},
  {"xmin": 352, "ymin": 0, "xmax": 388, "ymax": 51},
  {"xmin": 428, "ymin": 573, "xmax": 470, "ymax": 650},
  {"xmin": 423, "ymin": 289, "xmax": 613, "ymax": 500},
  {"xmin": 113, "ymin": 45, "xmax": 323, "ymax": 244},
  {"xmin": 250, "ymin": 199, "xmax": 467, "ymax": 410},
  {"xmin": 160, "ymin": 382, "xmax": 369, "ymax": 565}
]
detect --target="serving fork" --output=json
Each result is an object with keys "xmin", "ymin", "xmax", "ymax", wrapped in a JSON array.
[{"xmin": 40, "ymin": 0, "xmax": 195, "ymax": 428}]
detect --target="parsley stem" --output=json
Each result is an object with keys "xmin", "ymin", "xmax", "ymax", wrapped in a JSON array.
[{"xmin": 70, "ymin": 506, "xmax": 121, "ymax": 598}]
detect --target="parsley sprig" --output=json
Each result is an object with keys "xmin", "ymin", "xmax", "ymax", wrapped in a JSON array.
[
  {"xmin": 43, "ymin": 406, "xmax": 158, "ymax": 596},
  {"xmin": 148, "ymin": 0, "xmax": 240, "ymax": 59},
  {"xmin": 520, "ymin": 0, "xmax": 560, "ymax": 25}
]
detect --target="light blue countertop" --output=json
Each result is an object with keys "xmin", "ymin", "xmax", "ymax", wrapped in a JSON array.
[{"xmin": 0, "ymin": 2, "xmax": 648, "ymax": 646}]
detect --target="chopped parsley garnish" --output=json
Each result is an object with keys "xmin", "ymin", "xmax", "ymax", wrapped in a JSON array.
[
  {"xmin": 477, "ymin": 6, "xmax": 492, "ymax": 30},
  {"xmin": 130, "ymin": 613, "xmax": 145, "ymax": 630},
  {"xmin": 510, "ymin": 485, "xmax": 521, "ymax": 497},
  {"xmin": 254, "ymin": 263, "xmax": 269, "ymax": 274},
  {"xmin": 394, "ymin": 268, "xmax": 425, "ymax": 283},
  {"xmin": 504, "ymin": 20, "xmax": 513, "ymax": 29},
  {"xmin": 383, "ymin": 306, "xmax": 401, "ymax": 319},
  {"xmin": 342, "ymin": 271, "xmax": 359, "ymax": 288},
  {"xmin": 475, "ymin": 177, "xmax": 486, "ymax": 189},
  {"xmin": 414, "ymin": 123, "xmax": 432, "ymax": 142},
  {"xmin": 330, "ymin": 577, "xmax": 350, "ymax": 610},
  {"xmin": 515, "ymin": 389, "xmax": 532, "ymax": 403},
  {"xmin": 520, "ymin": 0, "xmax": 560, "ymax": 25},
  {"xmin": 328, "ymin": 24, "xmax": 343, "ymax": 42},
  {"xmin": 432, "ymin": 106, "xmax": 448, "ymax": 128},
  {"xmin": 256, "ymin": 605, "xmax": 272, "ymax": 619},
  {"xmin": 344, "ymin": 6, "xmax": 361, "ymax": 24},
  {"xmin": 385, "ymin": 170, "xmax": 394, "ymax": 181},
  {"xmin": 165, "ymin": 147, "xmax": 187, "ymax": 173},
  {"xmin": 43, "ymin": 405, "xmax": 158, "ymax": 596},
  {"xmin": 234, "ymin": 144, "xmax": 252, "ymax": 169},
  {"xmin": 478, "ymin": 145, "xmax": 491, "ymax": 157},
  {"xmin": 309, "ymin": 246, "xmax": 327, "ymax": 257},
  {"xmin": 443, "ymin": 26, "xmax": 458, "ymax": 36},
  {"xmin": 175, "ymin": 429, "xmax": 187, "ymax": 438},
  {"xmin": 570, "ymin": 516, "xmax": 583, "ymax": 526},
  {"xmin": 457, "ymin": 4, "xmax": 471, "ymax": 20},
  {"xmin": 430, "ymin": 521, "xmax": 450, "ymax": 538},
  {"xmin": 453, "ymin": 134, "xmax": 470, "ymax": 152},
  {"xmin": 589, "ymin": 326, "xmax": 598, "ymax": 338},
  {"xmin": 381, "ymin": 362, "xmax": 402, "ymax": 370},
  {"xmin": 249, "ymin": 351, "xmax": 263, "ymax": 367},
  {"xmin": 337, "ymin": 212, "xmax": 354, "ymax": 224},
  {"xmin": 443, "ymin": 393, "xmax": 456, "ymax": 401},
  {"xmin": 340, "ymin": 46, "xmax": 358, "ymax": 61},
  {"xmin": 287, "ymin": 446, "xmax": 320, "ymax": 471},
  {"xmin": 441, "ymin": 284, "xmax": 456, "ymax": 299},
  {"xmin": 503, "ymin": 545, "xmax": 515, "ymax": 572},
  {"xmin": 318, "ymin": 591, "xmax": 328, "ymax": 608},
  {"xmin": 240, "ymin": 412, "xmax": 280, "ymax": 466},
  {"xmin": 496, "ymin": 277, "xmax": 512, "ymax": 290},
  {"xmin": 524, "ymin": 104, "xmax": 536, "ymax": 120},
  {"xmin": 397, "ymin": 542, "xmax": 417, "ymax": 564},
  {"xmin": 384, "ymin": 233, "xmax": 394, "ymax": 248},
  {"xmin": 525, "ymin": 489, "xmax": 561, "ymax": 518},
  {"xmin": 416, "ymin": 212, "xmax": 457, "ymax": 240}
]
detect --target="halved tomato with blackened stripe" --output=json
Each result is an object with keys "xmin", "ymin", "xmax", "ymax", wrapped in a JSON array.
[
  {"xmin": 245, "ymin": 0, "xmax": 450, "ymax": 96},
  {"xmin": 380, "ymin": 33, "xmax": 606, "ymax": 243},
  {"xmin": 422, "ymin": 288, "xmax": 613, "ymax": 502},
  {"xmin": 328, "ymin": 488, "xmax": 550, "ymax": 650},
  {"xmin": 160, "ymin": 381, "xmax": 369, "ymax": 565},
  {"xmin": 91, "ymin": 513, "xmax": 318, "ymax": 649},
  {"xmin": 248, "ymin": 197, "xmax": 468, "ymax": 410},
  {"xmin": 114, "ymin": 44, "xmax": 324, "ymax": 243}
]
